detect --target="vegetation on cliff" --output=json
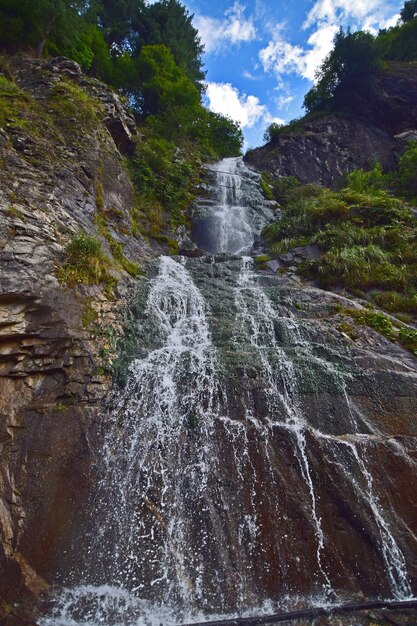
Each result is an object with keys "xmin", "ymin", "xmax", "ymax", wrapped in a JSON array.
[
  {"xmin": 258, "ymin": 0, "xmax": 417, "ymax": 341},
  {"xmin": 0, "ymin": 0, "xmax": 243, "ymax": 279},
  {"xmin": 262, "ymin": 142, "xmax": 417, "ymax": 323},
  {"xmin": 262, "ymin": 1, "xmax": 417, "ymax": 144},
  {"xmin": 303, "ymin": 2, "xmax": 417, "ymax": 115}
]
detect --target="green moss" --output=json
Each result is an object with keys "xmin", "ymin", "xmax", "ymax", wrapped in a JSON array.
[
  {"xmin": 260, "ymin": 175, "xmax": 274, "ymax": 201},
  {"xmin": 57, "ymin": 231, "xmax": 115, "ymax": 288},
  {"xmin": 82, "ymin": 298, "xmax": 99, "ymax": 327},
  {"xmin": 48, "ymin": 79, "xmax": 100, "ymax": 131},
  {"xmin": 0, "ymin": 74, "xmax": 31, "ymax": 129},
  {"xmin": 254, "ymin": 254, "xmax": 272, "ymax": 269},
  {"xmin": 6, "ymin": 205, "xmax": 24, "ymax": 220}
]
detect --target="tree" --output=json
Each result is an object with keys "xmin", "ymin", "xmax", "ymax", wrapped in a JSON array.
[
  {"xmin": 303, "ymin": 29, "xmax": 379, "ymax": 113},
  {"xmin": 133, "ymin": 0, "xmax": 205, "ymax": 89},
  {"xmin": 192, "ymin": 110, "xmax": 243, "ymax": 157},
  {"xmin": 0, "ymin": 0, "xmax": 90, "ymax": 57},
  {"xmin": 136, "ymin": 44, "xmax": 201, "ymax": 135},
  {"xmin": 263, "ymin": 122, "xmax": 283, "ymax": 144},
  {"xmin": 400, "ymin": 0, "xmax": 417, "ymax": 22},
  {"xmin": 89, "ymin": 0, "xmax": 145, "ymax": 51}
]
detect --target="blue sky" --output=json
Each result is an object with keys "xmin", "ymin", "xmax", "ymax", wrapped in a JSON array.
[{"xmin": 158, "ymin": 0, "xmax": 405, "ymax": 148}]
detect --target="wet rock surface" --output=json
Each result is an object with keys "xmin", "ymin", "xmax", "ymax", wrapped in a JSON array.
[
  {"xmin": 58, "ymin": 254, "xmax": 417, "ymax": 625},
  {"xmin": 0, "ymin": 57, "xmax": 155, "ymax": 623}
]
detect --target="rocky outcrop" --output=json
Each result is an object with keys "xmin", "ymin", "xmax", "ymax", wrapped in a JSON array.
[
  {"xmin": 245, "ymin": 62, "xmax": 417, "ymax": 187},
  {"xmin": 0, "ymin": 57, "xmax": 154, "ymax": 623}
]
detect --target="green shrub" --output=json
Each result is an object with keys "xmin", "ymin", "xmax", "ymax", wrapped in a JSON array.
[
  {"xmin": 345, "ymin": 162, "xmax": 388, "ymax": 193},
  {"xmin": 48, "ymin": 80, "xmax": 100, "ymax": 130},
  {"xmin": 58, "ymin": 232, "xmax": 114, "ymax": 287},
  {"xmin": 313, "ymin": 245, "xmax": 404, "ymax": 290},
  {"xmin": 394, "ymin": 141, "xmax": 417, "ymax": 199},
  {"xmin": 371, "ymin": 291, "xmax": 417, "ymax": 314},
  {"xmin": 271, "ymin": 176, "xmax": 301, "ymax": 205},
  {"xmin": 398, "ymin": 327, "xmax": 417, "ymax": 353}
]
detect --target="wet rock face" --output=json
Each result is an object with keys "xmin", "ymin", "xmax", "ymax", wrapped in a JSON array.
[
  {"xmin": 69, "ymin": 255, "xmax": 417, "ymax": 622},
  {"xmin": 0, "ymin": 57, "xmax": 152, "ymax": 622},
  {"xmin": 245, "ymin": 63, "xmax": 417, "ymax": 187},
  {"xmin": 245, "ymin": 116, "xmax": 396, "ymax": 187}
]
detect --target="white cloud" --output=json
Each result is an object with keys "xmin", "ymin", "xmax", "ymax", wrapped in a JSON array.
[
  {"xmin": 259, "ymin": 0, "xmax": 400, "ymax": 84},
  {"xmin": 303, "ymin": 22, "xmax": 340, "ymax": 80},
  {"xmin": 242, "ymin": 69, "xmax": 263, "ymax": 80},
  {"xmin": 303, "ymin": 0, "xmax": 402, "ymax": 35},
  {"xmin": 259, "ymin": 20, "xmax": 337, "ymax": 82},
  {"xmin": 277, "ymin": 94, "xmax": 295, "ymax": 109},
  {"xmin": 194, "ymin": 3, "xmax": 257, "ymax": 54},
  {"xmin": 304, "ymin": 0, "xmax": 381, "ymax": 29},
  {"xmin": 205, "ymin": 82, "xmax": 284, "ymax": 129}
]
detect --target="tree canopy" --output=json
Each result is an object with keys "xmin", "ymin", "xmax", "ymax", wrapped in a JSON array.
[
  {"xmin": 0, "ymin": 0, "xmax": 205, "ymax": 91},
  {"xmin": 401, "ymin": 0, "xmax": 417, "ymax": 22},
  {"xmin": 0, "ymin": 0, "xmax": 243, "ymax": 158}
]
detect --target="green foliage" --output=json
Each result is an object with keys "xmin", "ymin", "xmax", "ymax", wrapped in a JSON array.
[
  {"xmin": 263, "ymin": 165, "xmax": 417, "ymax": 318},
  {"xmin": 263, "ymin": 122, "xmax": 283, "ymax": 143},
  {"xmin": 137, "ymin": 44, "xmax": 200, "ymax": 124},
  {"xmin": 398, "ymin": 327, "xmax": 417, "ymax": 354},
  {"xmin": 351, "ymin": 309, "xmax": 396, "ymax": 339},
  {"xmin": 191, "ymin": 109, "xmax": 243, "ymax": 158},
  {"xmin": 0, "ymin": 0, "xmax": 205, "ymax": 95},
  {"xmin": 58, "ymin": 232, "xmax": 114, "ymax": 287},
  {"xmin": 345, "ymin": 162, "xmax": 389, "ymax": 193},
  {"xmin": 92, "ymin": 0, "xmax": 145, "ymax": 50},
  {"xmin": 128, "ymin": 133, "xmax": 200, "ymax": 230},
  {"xmin": 133, "ymin": 0, "xmax": 204, "ymax": 87},
  {"xmin": 394, "ymin": 141, "xmax": 417, "ymax": 199},
  {"xmin": 371, "ymin": 291, "xmax": 417, "ymax": 314},
  {"xmin": 303, "ymin": 29, "xmax": 379, "ymax": 113},
  {"xmin": 315, "ymin": 244, "xmax": 405, "ymax": 290},
  {"xmin": 401, "ymin": 0, "xmax": 417, "ymax": 22},
  {"xmin": 270, "ymin": 176, "xmax": 301, "ymax": 205}
]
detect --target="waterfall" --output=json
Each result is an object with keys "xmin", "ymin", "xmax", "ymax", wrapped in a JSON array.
[
  {"xmin": 42, "ymin": 158, "xmax": 416, "ymax": 625},
  {"xmin": 191, "ymin": 157, "xmax": 276, "ymax": 254}
]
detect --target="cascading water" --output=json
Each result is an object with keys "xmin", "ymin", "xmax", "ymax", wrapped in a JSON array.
[
  {"xmin": 191, "ymin": 157, "xmax": 276, "ymax": 254},
  {"xmin": 42, "ymin": 158, "xmax": 417, "ymax": 625}
]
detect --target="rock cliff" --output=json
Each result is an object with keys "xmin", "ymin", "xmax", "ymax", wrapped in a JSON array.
[
  {"xmin": 0, "ymin": 56, "xmax": 157, "ymax": 624},
  {"xmin": 245, "ymin": 62, "xmax": 417, "ymax": 187}
]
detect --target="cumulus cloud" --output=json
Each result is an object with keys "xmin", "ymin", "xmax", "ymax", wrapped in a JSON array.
[
  {"xmin": 260, "ymin": 0, "xmax": 400, "ymax": 84},
  {"xmin": 205, "ymin": 82, "xmax": 284, "ymax": 129},
  {"xmin": 194, "ymin": 3, "xmax": 257, "ymax": 54},
  {"xmin": 276, "ymin": 94, "xmax": 295, "ymax": 109},
  {"xmin": 303, "ymin": 0, "xmax": 381, "ymax": 29},
  {"xmin": 259, "ymin": 21, "xmax": 338, "ymax": 82}
]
